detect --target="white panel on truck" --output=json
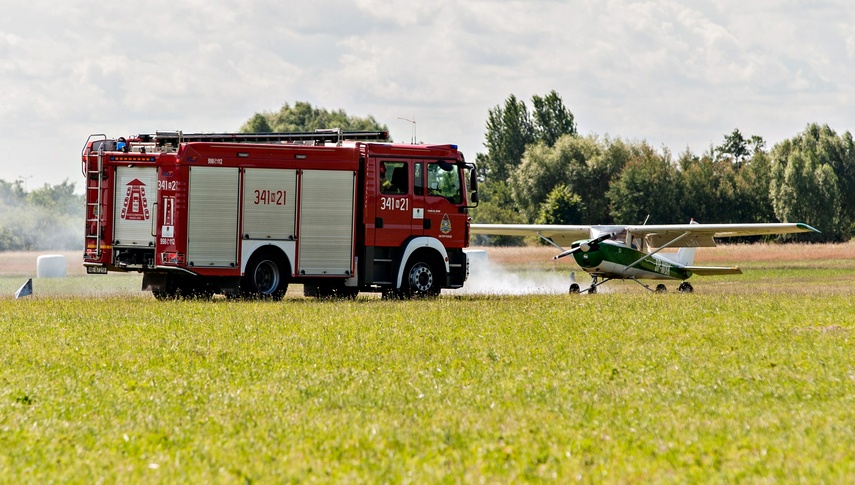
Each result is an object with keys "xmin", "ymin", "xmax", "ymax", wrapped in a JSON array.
[
  {"xmin": 188, "ymin": 166, "xmax": 239, "ymax": 267},
  {"xmin": 242, "ymin": 168, "xmax": 297, "ymax": 240},
  {"xmin": 113, "ymin": 166, "xmax": 157, "ymax": 247},
  {"xmin": 298, "ymin": 170, "xmax": 356, "ymax": 275}
]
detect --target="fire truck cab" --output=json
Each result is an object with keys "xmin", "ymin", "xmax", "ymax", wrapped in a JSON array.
[{"xmin": 81, "ymin": 130, "xmax": 478, "ymax": 299}]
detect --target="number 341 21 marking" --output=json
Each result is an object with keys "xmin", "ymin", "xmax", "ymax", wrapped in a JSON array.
[
  {"xmin": 380, "ymin": 196, "xmax": 408, "ymax": 211},
  {"xmin": 254, "ymin": 190, "xmax": 286, "ymax": 205}
]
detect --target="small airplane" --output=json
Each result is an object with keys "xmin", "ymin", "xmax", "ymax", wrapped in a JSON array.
[{"xmin": 470, "ymin": 221, "xmax": 820, "ymax": 293}]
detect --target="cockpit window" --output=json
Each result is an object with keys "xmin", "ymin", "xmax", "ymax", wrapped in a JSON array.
[{"xmin": 591, "ymin": 226, "xmax": 626, "ymax": 241}]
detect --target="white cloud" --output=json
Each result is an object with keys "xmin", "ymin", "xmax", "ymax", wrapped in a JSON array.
[{"xmin": 0, "ymin": 0, "xmax": 852, "ymax": 188}]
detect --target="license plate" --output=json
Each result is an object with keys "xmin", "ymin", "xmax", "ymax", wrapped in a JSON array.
[{"xmin": 86, "ymin": 265, "xmax": 108, "ymax": 275}]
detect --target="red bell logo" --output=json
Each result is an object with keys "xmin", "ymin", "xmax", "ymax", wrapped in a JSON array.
[{"xmin": 120, "ymin": 179, "xmax": 150, "ymax": 221}]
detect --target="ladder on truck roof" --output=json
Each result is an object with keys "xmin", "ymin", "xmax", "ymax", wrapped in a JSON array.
[{"xmin": 138, "ymin": 129, "xmax": 389, "ymax": 148}]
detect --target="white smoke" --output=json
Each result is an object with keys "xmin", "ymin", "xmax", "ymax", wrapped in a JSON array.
[{"xmin": 448, "ymin": 249, "xmax": 575, "ymax": 295}]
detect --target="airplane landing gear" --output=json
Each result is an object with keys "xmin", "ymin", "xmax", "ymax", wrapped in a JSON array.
[
  {"xmin": 585, "ymin": 276, "xmax": 600, "ymax": 294},
  {"xmin": 627, "ymin": 277, "xmax": 670, "ymax": 294},
  {"xmin": 568, "ymin": 276, "xmax": 608, "ymax": 294},
  {"xmin": 568, "ymin": 276, "xmax": 691, "ymax": 295}
]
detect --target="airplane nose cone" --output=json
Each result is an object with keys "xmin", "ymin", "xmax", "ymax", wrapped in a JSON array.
[{"xmin": 580, "ymin": 242, "xmax": 591, "ymax": 252}]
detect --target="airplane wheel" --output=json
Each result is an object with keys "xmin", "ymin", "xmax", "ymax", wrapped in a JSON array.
[
  {"xmin": 678, "ymin": 282, "xmax": 693, "ymax": 293},
  {"xmin": 588, "ymin": 285, "xmax": 597, "ymax": 294},
  {"xmin": 655, "ymin": 284, "xmax": 667, "ymax": 293},
  {"xmin": 569, "ymin": 283, "xmax": 580, "ymax": 294}
]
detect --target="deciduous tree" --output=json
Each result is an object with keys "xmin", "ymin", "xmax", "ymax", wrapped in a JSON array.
[
  {"xmin": 531, "ymin": 90, "xmax": 576, "ymax": 147},
  {"xmin": 536, "ymin": 184, "xmax": 585, "ymax": 225},
  {"xmin": 607, "ymin": 144, "xmax": 682, "ymax": 224},
  {"xmin": 481, "ymin": 95, "xmax": 535, "ymax": 183},
  {"xmin": 480, "ymin": 91, "xmax": 578, "ymax": 186},
  {"xmin": 240, "ymin": 101, "xmax": 388, "ymax": 134},
  {"xmin": 770, "ymin": 124, "xmax": 854, "ymax": 241}
]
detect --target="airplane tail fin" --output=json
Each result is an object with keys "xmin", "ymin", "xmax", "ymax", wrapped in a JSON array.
[
  {"xmin": 665, "ymin": 247, "xmax": 696, "ymax": 266},
  {"xmin": 669, "ymin": 218, "xmax": 698, "ymax": 266}
]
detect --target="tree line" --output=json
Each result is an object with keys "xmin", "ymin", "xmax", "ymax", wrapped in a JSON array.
[
  {"xmin": 471, "ymin": 91, "xmax": 854, "ymax": 244},
  {"xmin": 2, "ymin": 98, "xmax": 847, "ymax": 251},
  {"xmin": 0, "ymin": 180, "xmax": 83, "ymax": 251}
]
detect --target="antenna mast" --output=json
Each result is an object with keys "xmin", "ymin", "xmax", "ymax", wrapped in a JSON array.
[{"xmin": 397, "ymin": 116, "xmax": 416, "ymax": 144}]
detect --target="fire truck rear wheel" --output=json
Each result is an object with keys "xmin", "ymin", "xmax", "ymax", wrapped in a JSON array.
[
  {"xmin": 243, "ymin": 256, "xmax": 288, "ymax": 300},
  {"xmin": 405, "ymin": 259, "xmax": 441, "ymax": 297}
]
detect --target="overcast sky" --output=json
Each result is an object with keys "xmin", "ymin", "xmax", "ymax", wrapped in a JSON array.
[{"xmin": 1, "ymin": 0, "xmax": 853, "ymax": 189}]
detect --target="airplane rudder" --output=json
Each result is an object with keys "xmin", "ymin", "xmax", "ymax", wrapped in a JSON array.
[{"xmin": 676, "ymin": 247, "xmax": 696, "ymax": 266}]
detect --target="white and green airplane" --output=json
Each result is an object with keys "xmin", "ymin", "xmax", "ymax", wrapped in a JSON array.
[{"xmin": 470, "ymin": 221, "xmax": 820, "ymax": 293}]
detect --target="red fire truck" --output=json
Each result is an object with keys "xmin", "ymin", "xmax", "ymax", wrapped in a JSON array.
[{"xmin": 81, "ymin": 130, "xmax": 478, "ymax": 299}]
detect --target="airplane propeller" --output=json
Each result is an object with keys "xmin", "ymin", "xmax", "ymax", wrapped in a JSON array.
[{"xmin": 552, "ymin": 233, "xmax": 613, "ymax": 260}]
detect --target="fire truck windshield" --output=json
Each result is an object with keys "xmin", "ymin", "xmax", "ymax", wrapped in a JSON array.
[{"xmin": 427, "ymin": 161, "xmax": 462, "ymax": 203}]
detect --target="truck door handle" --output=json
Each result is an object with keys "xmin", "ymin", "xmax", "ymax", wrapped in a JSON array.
[
  {"xmin": 375, "ymin": 217, "xmax": 384, "ymax": 229},
  {"xmin": 423, "ymin": 219, "xmax": 431, "ymax": 230},
  {"xmin": 150, "ymin": 202, "xmax": 158, "ymax": 237}
]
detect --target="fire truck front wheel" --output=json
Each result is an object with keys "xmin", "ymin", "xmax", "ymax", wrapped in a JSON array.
[
  {"xmin": 404, "ymin": 258, "xmax": 442, "ymax": 298},
  {"xmin": 242, "ymin": 255, "xmax": 288, "ymax": 300}
]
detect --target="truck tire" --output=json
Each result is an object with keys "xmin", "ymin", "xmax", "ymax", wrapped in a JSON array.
[
  {"xmin": 404, "ymin": 259, "xmax": 441, "ymax": 297},
  {"xmin": 242, "ymin": 255, "xmax": 287, "ymax": 300},
  {"xmin": 149, "ymin": 274, "xmax": 182, "ymax": 300}
]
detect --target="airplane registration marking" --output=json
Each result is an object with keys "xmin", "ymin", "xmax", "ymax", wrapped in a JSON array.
[{"xmin": 653, "ymin": 258, "xmax": 671, "ymax": 275}]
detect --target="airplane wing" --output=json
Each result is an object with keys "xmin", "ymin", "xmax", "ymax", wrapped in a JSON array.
[
  {"xmin": 470, "ymin": 224, "xmax": 591, "ymax": 247},
  {"xmin": 624, "ymin": 223, "xmax": 820, "ymax": 248},
  {"xmin": 683, "ymin": 265, "xmax": 743, "ymax": 276},
  {"xmin": 471, "ymin": 222, "xmax": 819, "ymax": 248}
]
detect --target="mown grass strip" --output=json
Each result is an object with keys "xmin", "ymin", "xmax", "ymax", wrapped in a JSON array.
[{"xmin": 2, "ymin": 293, "xmax": 855, "ymax": 482}]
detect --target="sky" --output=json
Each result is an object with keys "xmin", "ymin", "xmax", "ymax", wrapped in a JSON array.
[{"xmin": 1, "ymin": 0, "xmax": 853, "ymax": 190}]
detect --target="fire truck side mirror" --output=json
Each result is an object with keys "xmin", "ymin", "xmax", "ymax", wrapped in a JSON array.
[{"xmin": 468, "ymin": 168, "xmax": 479, "ymax": 205}]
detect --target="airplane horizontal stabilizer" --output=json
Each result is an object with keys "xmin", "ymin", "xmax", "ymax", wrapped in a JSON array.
[{"xmin": 684, "ymin": 266, "xmax": 743, "ymax": 276}]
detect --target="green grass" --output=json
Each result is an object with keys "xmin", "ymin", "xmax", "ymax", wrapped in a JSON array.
[
  {"xmin": 0, "ymin": 274, "xmax": 143, "ymax": 298},
  {"xmin": 2, "ymin": 289, "xmax": 855, "ymax": 482}
]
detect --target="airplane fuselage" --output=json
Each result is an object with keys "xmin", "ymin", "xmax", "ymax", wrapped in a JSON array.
[{"xmin": 571, "ymin": 240, "xmax": 692, "ymax": 281}]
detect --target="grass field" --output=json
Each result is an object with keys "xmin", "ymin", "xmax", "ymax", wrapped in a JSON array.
[{"xmin": 1, "ymin": 244, "xmax": 855, "ymax": 482}]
